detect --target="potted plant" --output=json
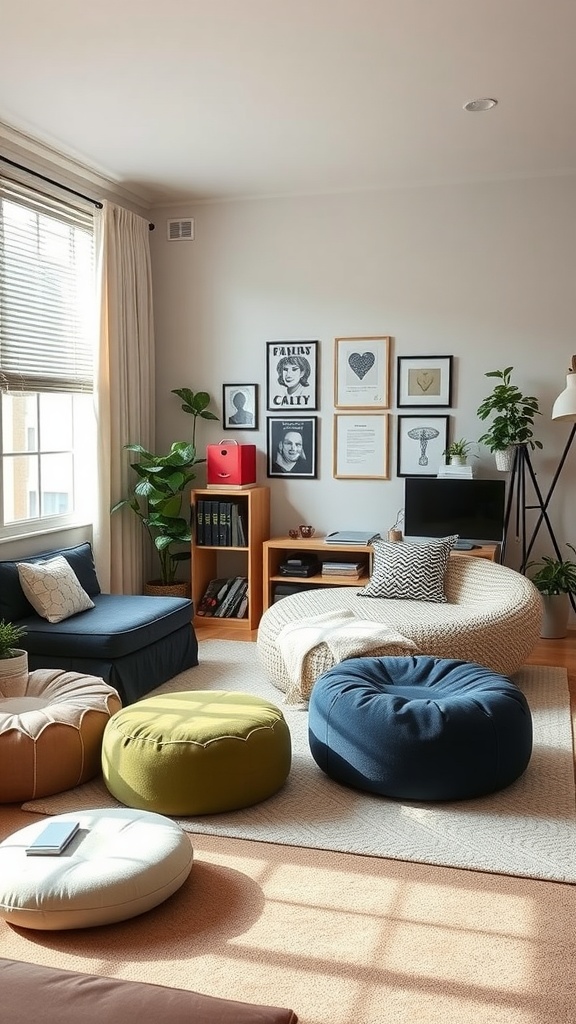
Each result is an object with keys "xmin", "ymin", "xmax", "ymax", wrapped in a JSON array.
[
  {"xmin": 0, "ymin": 619, "xmax": 28, "ymax": 697},
  {"xmin": 442, "ymin": 438, "xmax": 475, "ymax": 466},
  {"xmin": 527, "ymin": 544, "xmax": 576, "ymax": 639},
  {"xmin": 477, "ymin": 367, "xmax": 543, "ymax": 471},
  {"xmin": 112, "ymin": 387, "xmax": 218, "ymax": 596}
]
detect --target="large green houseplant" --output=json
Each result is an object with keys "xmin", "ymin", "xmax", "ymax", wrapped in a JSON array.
[
  {"xmin": 527, "ymin": 544, "xmax": 576, "ymax": 639},
  {"xmin": 476, "ymin": 367, "xmax": 542, "ymax": 469},
  {"xmin": 111, "ymin": 388, "xmax": 218, "ymax": 589}
]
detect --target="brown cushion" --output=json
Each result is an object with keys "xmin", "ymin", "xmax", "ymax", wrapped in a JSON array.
[{"xmin": 0, "ymin": 958, "xmax": 298, "ymax": 1024}]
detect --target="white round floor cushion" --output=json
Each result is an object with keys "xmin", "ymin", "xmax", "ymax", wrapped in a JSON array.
[{"xmin": 0, "ymin": 808, "xmax": 193, "ymax": 930}]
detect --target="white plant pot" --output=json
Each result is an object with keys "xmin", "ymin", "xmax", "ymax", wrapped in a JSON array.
[
  {"xmin": 494, "ymin": 447, "xmax": 515, "ymax": 472},
  {"xmin": 539, "ymin": 593, "xmax": 570, "ymax": 640},
  {"xmin": 449, "ymin": 455, "xmax": 467, "ymax": 466},
  {"xmin": 0, "ymin": 649, "xmax": 28, "ymax": 698}
]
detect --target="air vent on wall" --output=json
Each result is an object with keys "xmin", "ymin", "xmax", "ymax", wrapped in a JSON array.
[{"xmin": 167, "ymin": 218, "xmax": 195, "ymax": 241}]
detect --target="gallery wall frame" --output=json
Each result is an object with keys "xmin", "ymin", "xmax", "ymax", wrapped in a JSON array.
[
  {"xmin": 222, "ymin": 383, "xmax": 258, "ymax": 430},
  {"xmin": 397, "ymin": 414, "xmax": 450, "ymax": 477},
  {"xmin": 334, "ymin": 335, "xmax": 391, "ymax": 409},
  {"xmin": 266, "ymin": 416, "xmax": 318, "ymax": 479},
  {"xmin": 266, "ymin": 341, "xmax": 319, "ymax": 412},
  {"xmin": 397, "ymin": 355, "xmax": 453, "ymax": 408},
  {"xmin": 333, "ymin": 412, "xmax": 390, "ymax": 479}
]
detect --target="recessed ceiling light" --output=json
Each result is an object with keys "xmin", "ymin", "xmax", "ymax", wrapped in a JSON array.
[{"xmin": 464, "ymin": 98, "xmax": 498, "ymax": 112}]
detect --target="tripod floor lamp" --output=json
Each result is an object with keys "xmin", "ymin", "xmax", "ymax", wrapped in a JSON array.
[{"xmin": 523, "ymin": 355, "xmax": 576, "ymax": 612}]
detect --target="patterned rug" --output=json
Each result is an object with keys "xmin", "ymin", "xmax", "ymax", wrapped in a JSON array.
[{"xmin": 23, "ymin": 640, "xmax": 576, "ymax": 883}]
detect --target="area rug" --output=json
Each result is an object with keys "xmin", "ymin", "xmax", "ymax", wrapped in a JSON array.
[{"xmin": 23, "ymin": 640, "xmax": 576, "ymax": 884}]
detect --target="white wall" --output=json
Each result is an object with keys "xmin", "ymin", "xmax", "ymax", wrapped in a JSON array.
[{"xmin": 150, "ymin": 175, "xmax": 576, "ymax": 570}]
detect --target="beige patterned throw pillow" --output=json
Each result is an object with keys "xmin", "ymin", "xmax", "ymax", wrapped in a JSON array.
[{"xmin": 17, "ymin": 556, "xmax": 95, "ymax": 623}]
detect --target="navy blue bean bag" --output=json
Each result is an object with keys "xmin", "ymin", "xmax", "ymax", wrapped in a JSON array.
[{"xmin": 308, "ymin": 655, "xmax": 533, "ymax": 801}]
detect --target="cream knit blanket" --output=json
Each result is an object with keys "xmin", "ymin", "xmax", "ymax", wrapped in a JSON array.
[{"xmin": 277, "ymin": 609, "xmax": 418, "ymax": 704}]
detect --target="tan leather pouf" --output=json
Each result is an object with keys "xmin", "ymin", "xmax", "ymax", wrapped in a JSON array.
[
  {"xmin": 102, "ymin": 690, "xmax": 292, "ymax": 815},
  {"xmin": 0, "ymin": 669, "xmax": 121, "ymax": 802}
]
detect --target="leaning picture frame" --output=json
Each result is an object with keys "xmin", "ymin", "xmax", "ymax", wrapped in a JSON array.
[
  {"xmin": 266, "ymin": 341, "xmax": 319, "ymax": 412},
  {"xmin": 222, "ymin": 383, "xmax": 258, "ymax": 430},
  {"xmin": 397, "ymin": 355, "xmax": 453, "ymax": 408},
  {"xmin": 334, "ymin": 336, "xmax": 391, "ymax": 408},
  {"xmin": 397, "ymin": 415, "xmax": 450, "ymax": 477},
  {"xmin": 266, "ymin": 416, "xmax": 318, "ymax": 479},
  {"xmin": 333, "ymin": 413, "xmax": 390, "ymax": 479}
]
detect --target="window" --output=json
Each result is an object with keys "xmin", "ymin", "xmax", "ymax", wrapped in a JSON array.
[{"xmin": 0, "ymin": 177, "xmax": 96, "ymax": 539}]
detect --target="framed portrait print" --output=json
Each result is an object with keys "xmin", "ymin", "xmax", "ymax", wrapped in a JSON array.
[
  {"xmin": 334, "ymin": 336, "xmax": 391, "ymax": 409},
  {"xmin": 266, "ymin": 341, "xmax": 318, "ymax": 412},
  {"xmin": 222, "ymin": 383, "xmax": 258, "ymax": 430},
  {"xmin": 333, "ymin": 413, "xmax": 389, "ymax": 479},
  {"xmin": 266, "ymin": 416, "xmax": 318, "ymax": 479},
  {"xmin": 397, "ymin": 415, "xmax": 449, "ymax": 477},
  {"xmin": 397, "ymin": 355, "xmax": 453, "ymax": 408}
]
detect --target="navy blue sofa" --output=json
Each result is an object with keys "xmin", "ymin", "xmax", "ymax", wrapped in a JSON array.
[{"xmin": 0, "ymin": 542, "xmax": 198, "ymax": 705}]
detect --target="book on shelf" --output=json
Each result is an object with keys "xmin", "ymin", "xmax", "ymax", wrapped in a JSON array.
[
  {"xmin": 324, "ymin": 531, "xmax": 381, "ymax": 545},
  {"xmin": 437, "ymin": 464, "xmax": 474, "ymax": 479},
  {"xmin": 214, "ymin": 576, "xmax": 248, "ymax": 617},
  {"xmin": 195, "ymin": 500, "xmax": 205, "ymax": 545},
  {"xmin": 196, "ymin": 578, "xmax": 230, "ymax": 616}
]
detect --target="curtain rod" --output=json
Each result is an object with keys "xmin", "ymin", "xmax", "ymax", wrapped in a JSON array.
[{"xmin": 0, "ymin": 154, "xmax": 155, "ymax": 230}]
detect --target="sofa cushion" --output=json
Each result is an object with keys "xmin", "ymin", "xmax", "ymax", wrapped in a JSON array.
[
  {"xmin": 17, "ymin": 556, "xmax": 95, "ymax": 623},
  {"xmin": 0, "ymin": 542, "xmax": 101, "ymax": 622},
  {"xmin": 357, "ymin": 535, "xmax": 458, "ymax": 603},
  {"xmin": 0, "ymin": 958, "xmax": 297, "ymax": 1024},
  {"xmin": 19, "ymin": 593, "xmax": 194, "ymax": 659}
]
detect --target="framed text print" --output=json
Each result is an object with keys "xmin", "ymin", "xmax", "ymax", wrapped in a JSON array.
[
  {"xmin": 334, "ymin": 336, "xmax": 391, "ymax": 409},
  {"xmin": 333, "ymin": 413, "xmax": 389, "ymax": 479},
  {"xmin": 397, "ymin": 355, "xmax": 453, "ymax": 408},
  {"xmin": 266, "ymin": 341, "xmax": 318, "ymax": 412},
  {"xmin": 397, "ymin": 415, "xmax": 449, "ymax": 477}
]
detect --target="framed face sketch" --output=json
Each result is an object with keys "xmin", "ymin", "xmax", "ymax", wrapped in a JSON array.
[
  {"xmin": 334, "ymin": 336, "xmax": 391, "ymax": 408},
  {"xmin": 397, "ymin": 355, "xmax": 453, "ymax": 408},
  {"xmin": 266, "ymin": 341, "xmax": 319, "ymax": 412},
  {"xmin": 397, "ymin": 415, "xmax": 450, "ymax": 477},
  {"xmin": 266, "ymin": 417, "xmax": 318, "ymax": 479},
  {"xmin": 222, "ymin": 383, "xmax": 258, "ymax": 430}
]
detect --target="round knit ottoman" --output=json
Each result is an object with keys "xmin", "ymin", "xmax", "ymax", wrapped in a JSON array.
[
  {"xmin": 0, "ymin": 669, "xmax": 122, "ymax": 802},
  {"xmin": 308, "ymin": 656, "xmax": 533, "ymax": 801},
  {"xmin": 0, "ymin": 808, "xmax": 193, "ymax": 930},
  {"xmin": 102, "ymin": 690, "xmax": 292, "ymax": 815}
]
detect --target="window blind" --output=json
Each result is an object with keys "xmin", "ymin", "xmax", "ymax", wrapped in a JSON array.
[{"xmin": 0, "ymin": 177, "xmax": 95, "ymax": 393}]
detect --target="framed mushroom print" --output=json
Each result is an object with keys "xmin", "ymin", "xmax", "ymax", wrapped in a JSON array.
[
  {"xmin": 397, "ymin": 355, "xmax": 453, "ymax": 408},
  {"xmin": 397, "ymin": 415, "xmax": 449, "ymax": 477}
]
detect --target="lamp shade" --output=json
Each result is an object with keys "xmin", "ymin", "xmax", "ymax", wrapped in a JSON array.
[{"xmin": 552, "ymin": 356, "xmax": 576, "ymax": 422}]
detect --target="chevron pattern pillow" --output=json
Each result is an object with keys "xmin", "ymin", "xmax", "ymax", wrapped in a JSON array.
[{"xmin": 357, "ymin": 535, "xmax": 459, "ymax": 602}]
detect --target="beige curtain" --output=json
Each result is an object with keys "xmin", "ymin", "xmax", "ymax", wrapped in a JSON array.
[{"xmin": 93, "ymin": 202, "xmax": 155, "ymax": 594}]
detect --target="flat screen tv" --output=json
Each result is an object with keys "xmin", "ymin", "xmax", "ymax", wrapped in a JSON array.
[{"xmin": 403, "ymin": 477, "xmax": 506, "ymax": 543}]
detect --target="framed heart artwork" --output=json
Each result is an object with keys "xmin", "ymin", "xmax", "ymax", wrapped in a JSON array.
[
  {"xmin": 396, "ymin": 355, "xmax": 453, "ymax": 408},
  {"xmin": 334, "ymin": 336, "xmax": 391, "ymax": 409}
]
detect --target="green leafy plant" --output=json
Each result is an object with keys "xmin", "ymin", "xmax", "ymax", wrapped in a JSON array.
[
  {"xmin": 477, "ymin": 367, "xmax": 543, "ymax": 453},
  {"xmin": 442, "ymin": 438, "xmax": 476, "ymax": 460},
  {"xmin": 527, "ymin": 544, "xmax": 576, "ymax": 595},
  {"xmin": 0, "ymin": 619, "xmax": 27, "ymax": 659},
  {"xmin": 111, "ymin": 388, "xmax": 218, "ymax": 586}
]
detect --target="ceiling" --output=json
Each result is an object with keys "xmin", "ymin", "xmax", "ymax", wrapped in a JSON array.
[{"xmin": 1, "ymin": 0, "xmax": 576, "ymax": 206}]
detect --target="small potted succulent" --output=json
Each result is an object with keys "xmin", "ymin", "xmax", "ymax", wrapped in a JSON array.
[
  {"xmin": 527, "ymin": 544, "xmax": 576, "ymax": 639},
  {"xmin": 0, "ymin": 619, "xmax": 28, "ymax": 697},
  {"xmin": 442, "ymin": 438, "xmax": 475, "ymax": 466}
]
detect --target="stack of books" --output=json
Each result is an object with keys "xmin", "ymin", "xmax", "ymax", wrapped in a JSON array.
[
  {"xmin": 195, "ymin": 499, "xmax": 247, "ymax": 546},
  {"xmin": 321, "ymin": 560, "xmax": 366, "ymax": 579},
  {"xmin": 196, "ymin": 577, "xmax": 249, "ymax": 618}
]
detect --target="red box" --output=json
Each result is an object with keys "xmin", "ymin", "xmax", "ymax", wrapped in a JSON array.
[{"xmin": 206, "ymin": 441, "xmax": 256, "ymax": 486}]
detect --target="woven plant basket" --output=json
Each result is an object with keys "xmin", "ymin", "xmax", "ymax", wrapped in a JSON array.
[{"xmin": 144, "ymin": 581, "xmax": 191, "ymax": 599}]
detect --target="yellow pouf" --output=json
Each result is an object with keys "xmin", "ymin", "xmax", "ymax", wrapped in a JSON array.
[
  {"xmin": 0, "ymin": 669, "xmax": 122, "ymax": 803},
  {"xmin": 101, "ymin": 690, "xmax": 292, "ymax": 815}
]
